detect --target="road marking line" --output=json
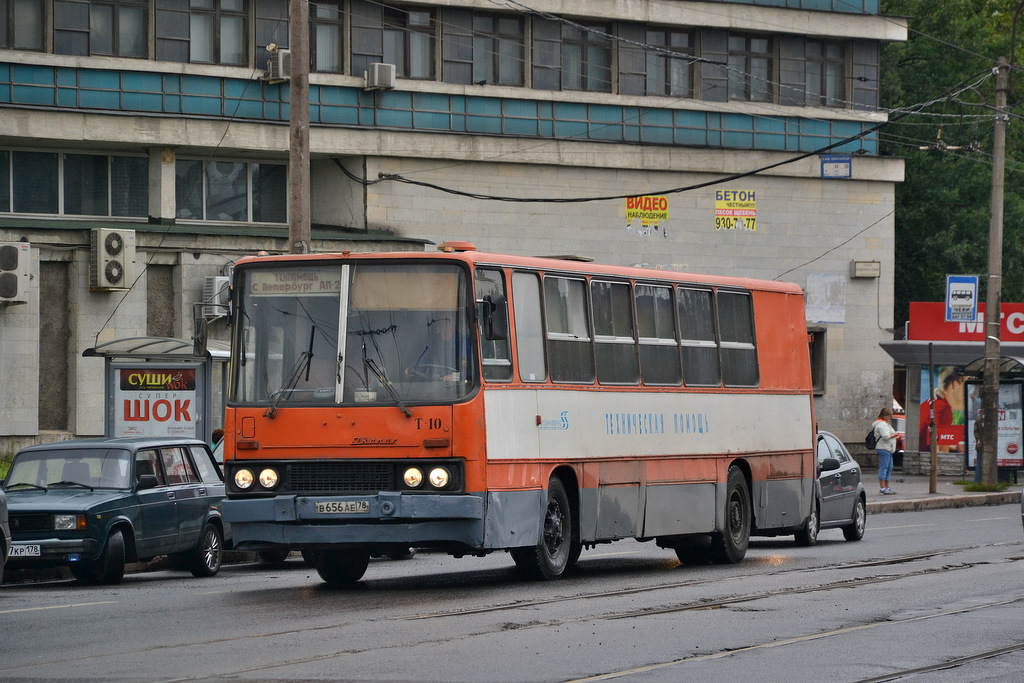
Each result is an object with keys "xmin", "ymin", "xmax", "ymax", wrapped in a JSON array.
[{"xmin": 0, "ymin": 601, "xmax": 117, "ymax": 615}]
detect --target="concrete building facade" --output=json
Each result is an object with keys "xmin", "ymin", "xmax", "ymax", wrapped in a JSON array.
[{"xmin": 0, "ymin": 0, "xmax": 906, "ymax": 453}]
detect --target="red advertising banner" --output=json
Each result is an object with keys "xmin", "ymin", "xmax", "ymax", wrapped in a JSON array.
[
  {"xmin": 113, "ymin": 367, "xmax": 197, "ymax": 438},
  {"xmin": 908, "ymin": 302, "xmax": 1024, "ymax": 342}
]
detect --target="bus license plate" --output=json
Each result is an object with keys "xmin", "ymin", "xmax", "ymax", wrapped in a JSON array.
[
  {"xmin": 10, "ymin": 544, "xmax": 41, "ymax": 557},
  {"xmin": 315, "ymin": 500, "xmax": 370, "ymax": 514}
]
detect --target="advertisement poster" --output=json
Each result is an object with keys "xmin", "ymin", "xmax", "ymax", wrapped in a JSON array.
[
  {"xmin": 965, "ymin": 382, "xmax": 1023, "ymax": 469},
  {"xmin": 714, "ymin": 189, "xmax": 756, "ymax": 231},
  {"xmin": 113, "ymin": 367, "xmax": 198, "ymax": 438},
  {"xmin": 918, "ymin": 365, "xmax": 966, "ymax": 453}
]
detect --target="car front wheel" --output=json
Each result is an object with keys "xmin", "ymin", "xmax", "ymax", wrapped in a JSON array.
[{"xmin": 71, "ymin": 529, "xmax": 126, "ymax": 585}]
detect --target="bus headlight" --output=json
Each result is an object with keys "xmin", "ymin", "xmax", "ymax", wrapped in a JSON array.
[
  {"xmin": 234, "ymin": 468, "xmax": 255, "ymax": 489},
  {"xmin": 428, "ymin": 467, "xmax": 450, "ymax": 489},
  {"xmin": 403, "ymin": 467, "xmax": 423, "ymax": 488},
  {"xmin": 258, "ymin": 468, "xmax": 279, "ymax": 489}
]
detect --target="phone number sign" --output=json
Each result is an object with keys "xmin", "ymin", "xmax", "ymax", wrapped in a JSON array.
[{"xmin": 714, "ymin": 190, "xmax": 757, "ymax": 231}]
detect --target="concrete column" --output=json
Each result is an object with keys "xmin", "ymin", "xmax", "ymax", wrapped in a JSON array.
[{"xmin": 149, "ymin": 146, "xmax": 177, "ymax": 222}]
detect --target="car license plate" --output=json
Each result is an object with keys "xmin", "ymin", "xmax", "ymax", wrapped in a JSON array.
[
  {"xmin": 315, "ymin": 500, "xmax": 369, "ymax": 514},
  {"xmin": 10, "ymin": 544, "xmax": 41, "ymax": 557}
]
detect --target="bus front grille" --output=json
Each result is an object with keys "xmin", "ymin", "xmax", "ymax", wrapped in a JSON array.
[{"xmin": 287, "ymin": 461, "xmax": 394, "ymax": 494}]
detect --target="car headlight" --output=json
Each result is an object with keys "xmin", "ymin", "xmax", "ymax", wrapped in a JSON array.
[
  {"xmin": 258, "ymin": 468, "xmax": 279, "ymax": 489},
  {"xmin": 234, "ymin": 468, "xmax": 255, "ymax": 489},
  {"xmin": 54, "ymin": 514, "xmax": 85, "ymax": 531},
  {"xmin": 403, "ymin": 467, "xmax": 423, "ymax": 488},
  {"xmin": 428, "ymin": 467, "xmax": 450, "ymax": 489}
]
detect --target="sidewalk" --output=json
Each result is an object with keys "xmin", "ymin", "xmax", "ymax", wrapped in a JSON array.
[{"xmin": 866, "ymin": 474, "xmax": 1023, "ymax": 514}]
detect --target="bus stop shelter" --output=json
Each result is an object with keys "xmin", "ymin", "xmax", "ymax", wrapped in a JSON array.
[{"xmin": 82, "ymin": 336, "xmax": 230, "ymax": 443}]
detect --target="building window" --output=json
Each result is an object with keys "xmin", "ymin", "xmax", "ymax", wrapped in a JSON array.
[
  {"xmin": 156, "ymin": 0, "xmax": 246, "ymax": 65},
  {"xmin": 255, "ymin": 0, "xmax": 288, "ymax": 70},
  {"xmin": 473, "ymin": 14, "xmax": 522, "ymax": 86},
  {"xmin": 646, "ymin": 28, "xmax": 694, "ymax": 97},
  {"xmin": 312, "ymin": 1, "xmax": 343, "ymax": 73},
  {"xmin": 175, "ymin": 159, "xmax": 286, "ymax": 223},
  {"xmin": 442, "ymin": 10, "xmax": 522, "ymax": 86},
  {"xmin": 808, "ymin": 326, "xmax": 826, "ymax": 395},
  {"xmin": 54, "ymin": 0, "xmax": 147, "ymax": 57},
  {"xmin": 1, "ymin": 151, "xmax": 147, "ymax": 217},
  {"xmin": 806, "ymin": 40, "xmax": 845, "ymax": 107},
  {"xmin": 1, "ymin": 0, "xmax": 45, "ymax": 50},
  {"xmin": 384, "ymin": 6, "xmax": 434, "ymax": 79},
  {"xmin": 561, "ymin": 22, "xmax": 611, "ymax": 92},
  {"xmin": 728, "ymin": 34, "xmax": 773, "ymax": 102}
]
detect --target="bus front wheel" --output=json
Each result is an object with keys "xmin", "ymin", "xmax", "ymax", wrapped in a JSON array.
[
  {"xmin": 511, "ymin": 478, "xmax": 573, "ymax": 580},
  {"xmin": 708, "ymin": 466, "xmax": 751, "ymax": 564},
  {"xmin": 313, "ymin": 548, "xmax": 370, "ymax": 586}
]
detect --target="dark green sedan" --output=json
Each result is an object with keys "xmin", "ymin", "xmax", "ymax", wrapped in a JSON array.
[{"xmin": 3, "ymin": 437, "xmax": 228, "ymax": 584}]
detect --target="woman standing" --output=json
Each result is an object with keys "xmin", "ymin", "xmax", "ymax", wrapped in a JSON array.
[{"xmin": 873, "ymin": 408, "xmax": 898, "ymax": 494}]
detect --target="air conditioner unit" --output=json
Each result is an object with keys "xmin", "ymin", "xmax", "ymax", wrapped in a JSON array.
[
  {"xmin": 90, "ymin": 228, "xmax": 136, "ymax": 291},
  {"xmin": 266, "ymin": 49, "xmax": 291, "ymax": 81},
  {"xmin": 202, "ymin": 275, "xmax": 230, "ymax": 319},
  {"xmin": 365, "ymin": 62, "xmax": 396, "ymax": 90},
  {"xmin": 0, "ymin": 241, "xmax": 31, "ymax": 305}
]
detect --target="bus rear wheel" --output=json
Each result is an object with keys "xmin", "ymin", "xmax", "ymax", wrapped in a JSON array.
[
  {"xmin": 708, "ymin": 466, "xmax": 751, "ymax": 564},
  {"xmin": 511, "ymin": 478, "xmax": 573, "ymax": 580},
  {"xmin": 313, "ymin": 548, "xmax": 370, "ymax": 586}
]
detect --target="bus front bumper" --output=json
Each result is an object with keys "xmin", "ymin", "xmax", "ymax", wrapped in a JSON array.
[{"xmin": 222, "ymin": 492, "xmax": 485, "ymax": 547}]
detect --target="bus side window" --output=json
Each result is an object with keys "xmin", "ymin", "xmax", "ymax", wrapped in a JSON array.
[
  {"xmin": 475, "ymin": 268, "xmax": 513, "ymax": 382},
  {"xmin": 678, "ymin": 287, "xmax": 721, "ymax": 387},
  {"xmin": 512, "ymin": 271, "xmax": 547, "ymax": 383},
  {"xmin": 544, "ymin": 276, "xmax": 594, "ymax": 383},
  {"xmin": 592, "ymin": 280, "xmax": 638, "ymax": 384},
  {"xmin": 636, "ymin": 283, "xmax": 681, "ymax": 385},
  {"xmin": 718, "ymin": 290, "xmax": 759, "ymax": 387}
]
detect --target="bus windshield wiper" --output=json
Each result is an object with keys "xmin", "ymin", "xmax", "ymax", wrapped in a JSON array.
[
  {"xmin": 265, "ymin": 327, "xmax": 315, "ymax": 418},
  {"xmin": 363, "ymin": 357, "xmax": 412, "ymax": 418}
]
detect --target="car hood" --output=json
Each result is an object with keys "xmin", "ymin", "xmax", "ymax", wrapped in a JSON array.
[{"xmin": 4, "ymin": 488, "xmax": 132, "ymax": 512}]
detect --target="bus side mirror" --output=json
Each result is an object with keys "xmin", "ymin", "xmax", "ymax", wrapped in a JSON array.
[{"xmin": 478, "ymin": 294, "xmax": 509, "ymax": 341}]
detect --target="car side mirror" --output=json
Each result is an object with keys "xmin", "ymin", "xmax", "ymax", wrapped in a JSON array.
[
  {"xmin": 819, "ymin": 457, "xmax": 841, "ymax": 473},
  {"xmin": 136, "ymin": 474, "xmax": 159, "ymax": 490}
]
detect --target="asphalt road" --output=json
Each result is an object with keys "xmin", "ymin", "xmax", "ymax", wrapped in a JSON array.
[{"xmin": 1, "ymin": 503, "xmax": 1022, "ymax": 682}]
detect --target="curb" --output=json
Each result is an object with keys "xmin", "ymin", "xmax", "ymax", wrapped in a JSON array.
[{"xmin": 867, "ymin": 491, "xmax": 1022, "ymax": 514}]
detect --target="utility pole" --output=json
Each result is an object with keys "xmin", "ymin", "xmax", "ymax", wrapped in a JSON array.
[
  {"xmin": 288, "ymin": 0, "xmax": 311, "ymax": 254},
  {"xmin": 981, "ymin": 58, "xmax": 1009, "ymax": 485}
]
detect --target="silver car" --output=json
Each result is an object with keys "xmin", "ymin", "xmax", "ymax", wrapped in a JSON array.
[{"xmin": 797, "ymin": 430, "xmax": 866, "ymax": 545}]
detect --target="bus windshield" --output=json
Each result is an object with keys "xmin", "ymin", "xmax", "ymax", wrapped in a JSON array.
[{"xmin": 232, "ymin": 261, "xmax": 475, "ymax": 407}]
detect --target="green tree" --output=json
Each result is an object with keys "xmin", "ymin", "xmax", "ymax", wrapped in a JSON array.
[{"xmin": 881, "ymin": 0, "xmax": 1024, "ymax": 328}]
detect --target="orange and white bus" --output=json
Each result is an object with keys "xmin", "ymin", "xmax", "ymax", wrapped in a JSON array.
[{"xmin": 221, "ymin": 242, "xmax": 816, "ymax": 584}]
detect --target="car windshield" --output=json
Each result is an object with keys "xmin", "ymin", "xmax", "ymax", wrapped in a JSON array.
[{"xmin": 4, "ymin": 448, "xmax": 133, "ymax": 490}]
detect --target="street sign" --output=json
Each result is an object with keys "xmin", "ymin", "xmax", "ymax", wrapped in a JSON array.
[
  {"xmin": 945, "ymin": 274, "xmax": 978, "ymax": 322},
  {"xmin": 821, "ymin": 153, "xmax": 852, "ymax": 178}
]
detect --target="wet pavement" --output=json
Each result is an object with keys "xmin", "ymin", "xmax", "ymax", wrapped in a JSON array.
[{"xmin": 865, "ymin": 473, "xmax": 1023, "ymax": 514}]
